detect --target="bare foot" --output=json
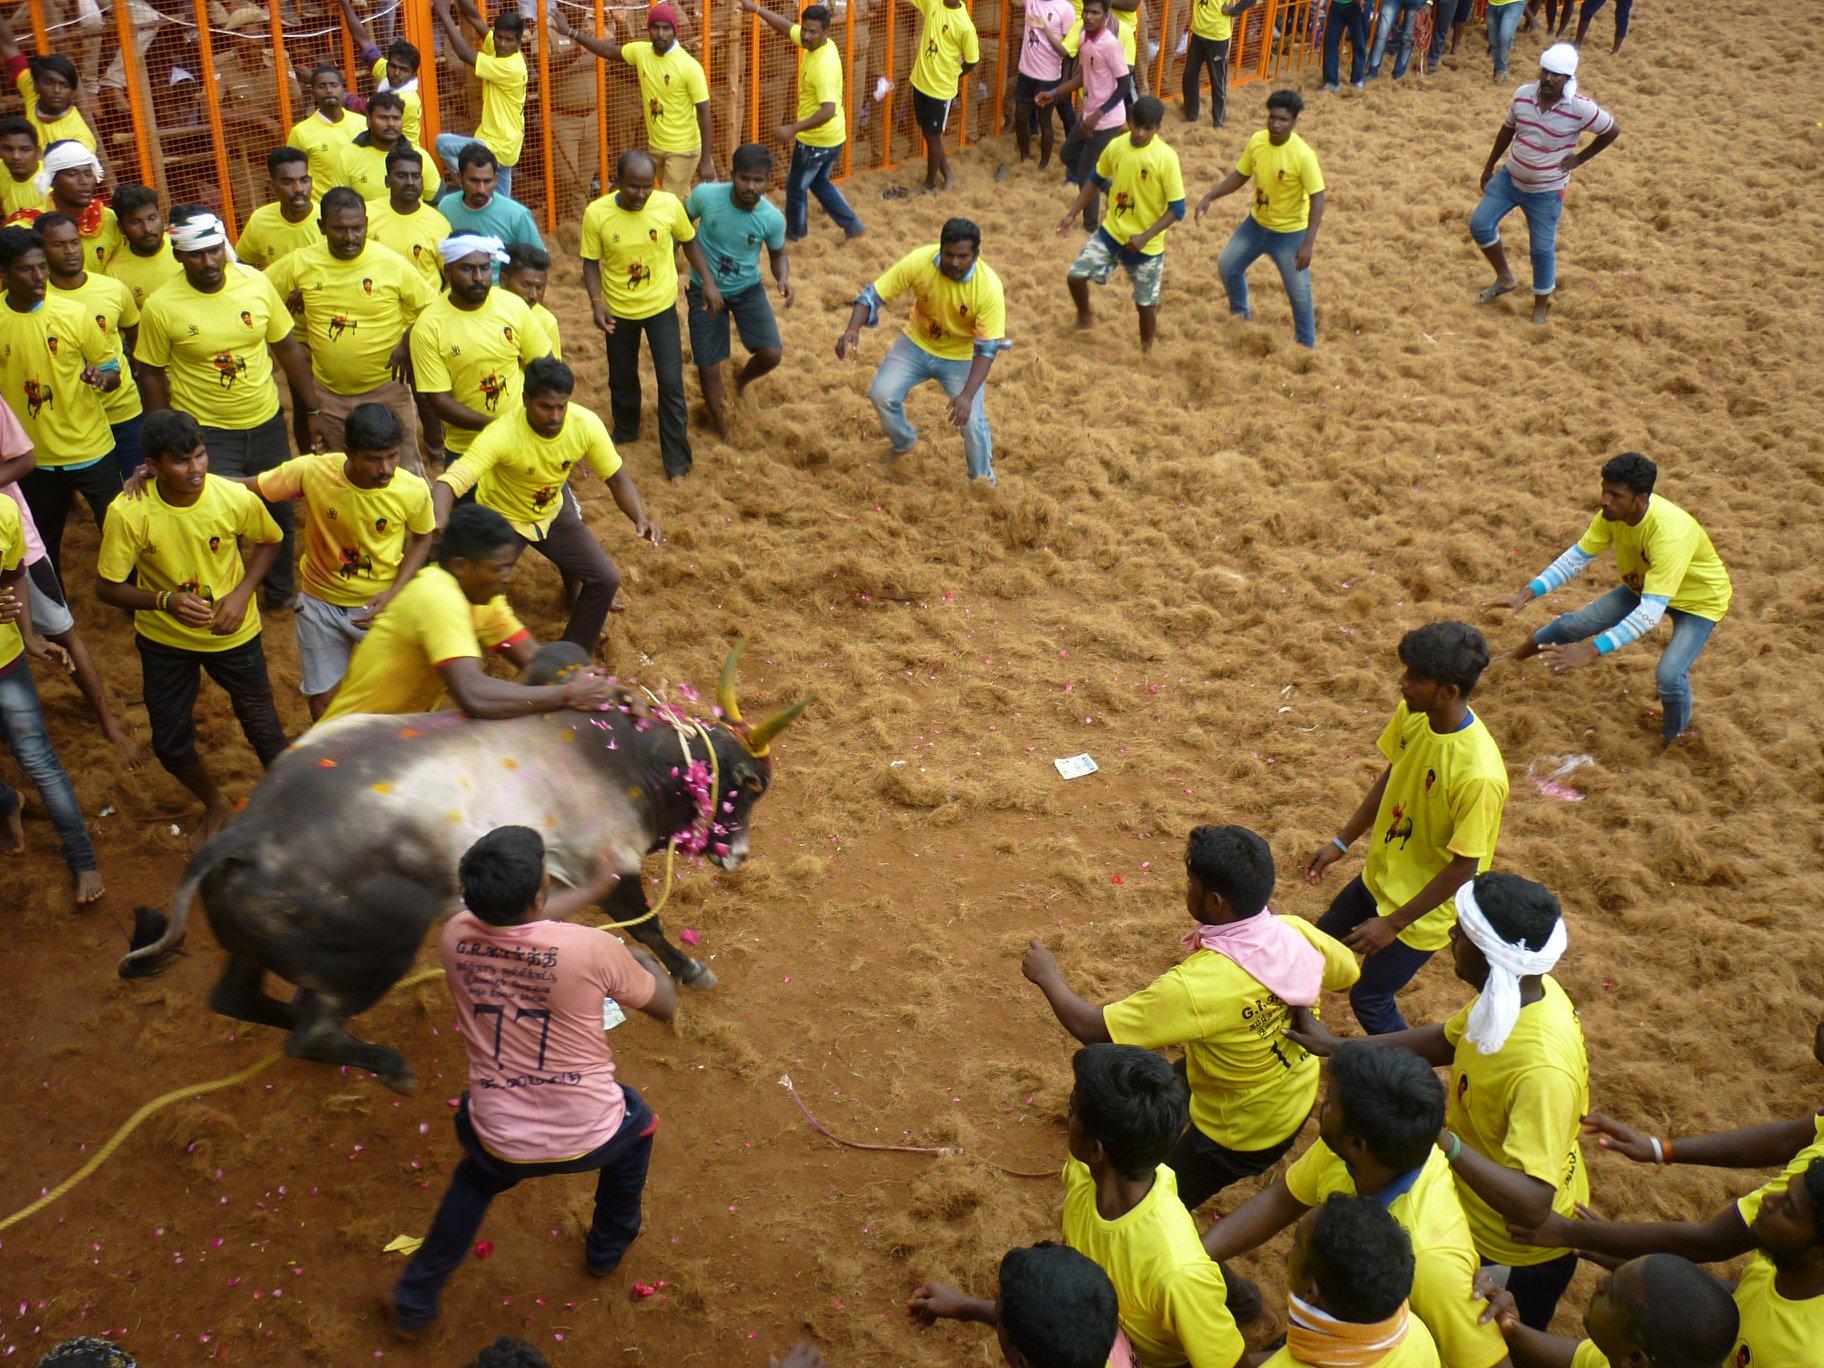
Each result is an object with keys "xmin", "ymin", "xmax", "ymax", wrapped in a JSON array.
[
  {"xmin": 609, "ymin": 590, "xmax": 629, "ymax": 614},
  {"xmin": 3, "ymin": 805, "xmax": 22, "ymax": 854},
  {"xmin": 194, "ymin": 804, "xmax": 233, "ymax": 848},
  {"xmin": 107, "ymin": 727, "xmax": 150, "ymax": 771},
  {"xmin": 1531, "ymin": 297, "xmax": 1551, "ymax": 326},
  {"xmin": 73, "ymin": 869, "xmax": 106, "ymax": 905},
  {"xmin": 1073, "ymin": 314, "xmax": 1093, "ymax": 331}
]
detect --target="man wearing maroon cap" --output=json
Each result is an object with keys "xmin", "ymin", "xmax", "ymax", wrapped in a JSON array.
[{"xmin": 556, "ymin": 1, "xmax": 714, "ymax": 195}]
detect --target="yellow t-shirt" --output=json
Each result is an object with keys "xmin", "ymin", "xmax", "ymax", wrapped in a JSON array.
[
  {"xmin": 319, "ymin": 562, "xmax": 527, "ymax": 720},
  {"xmin": 1061, "ymin": 1160, "xmax": 1246, "ymax": 1368},
  {"xmin": 254, "ymin": 452, "xmax": 436, "ymax": 608},
  {"xmin": 104, "ymin": 241, "xmax": 184, "ymax": 310},
  {"xmin": 1575, "ymin": 496, "xmax": 1732, "ymax": 622},
  {"xmin": 0, "ymin": 294, "xmax": 115, "ymax": 463},
  {"xmin": 96, "ymin": 475, "xmax": 282, "ymax": 652},
  {"xmin": 1104, "ymin": 917, "xmax": 1357, "ymax": 1151},
  {"xmin": 1259, "ymin": 1320, "xmax": 1441, "ymax": 1368},
  {"xmin": 1095, "ymin": 133, "xmax": 1186, "ymax": 258},
  {"xmin": 475, "ymin": 46, "xmax": 529, "ymax": 168},
  {"xmin": 136, "ymin": 266, "xmax": 293, "ymax": 430},
  {"xmin": 1363, "ymin": 702, "xmax": 1509, "ymax": 952},
  {"xmin": 1444, "ymin": 976, "xmax": 1591, "ymax": 1268},
  {"xmin": 80, "ymin": 208, "xmax": 122, "ymax": 273},
  {"xmin": 1731, "ymin": 1251, "xmax": 1823, "ymax": 1368},
  {"xmin": 48, "ymin": 271, "xmax": 143, "ymax": 424},
  {"xmin": 439, "ymin": 404, "xmax": 622, "ymax": 540},
  {"xmin": 1736, "ymin": 1114, "xmax": 1824, "ymax": 1225},
  {"xmin": 1189, "ymin": 0, "xmax": 1234, "ymax": 43},
  {"xmin": 15, "ymin": 71, "xmax": 95, "ymax": 153},
  {"xmin": 621, "ymin": 41, "xmax": 709, "ymax": 154},
  {"xmin": 265, "ymin": 240, "xmax": 432, "ymax": 395},
  {"xmin": 1284, "ymin": 1146, "xmax": 1508, "ymax": 1368},
  {"xmin": 368, "ymin": 201, "xmax": 452, "ymax": 294},
  {"xmin": 1064, "ymin": 9, "xmax": 1137, "ymax": 65},
  {"xmin": 530, "ymin": 302, "xmax": 563, "ymax": 361},
  {"xmin": 234, "ymin": 202, "xmax": 325, "ymax": 272},
  {"xmin": 336, "ymin": 136, "xmax": 408, "ymax": 202},
  {"xmin": 0, "ymin": 493, "xmax": 23, "ymax": 672},
  {"xmin": 909, "ymin": 0, "xmax": 981, "ymax": 100},
  {"xmin": 373, "ymin": 58, "xmax": 424, "ymax": 143},
  {"xmin": 1, "ymin": 170, "xmax": 44, "ymax": 219},
  {"xmin": 408, "ymin": 288, "xmax": 544, "ymax": 454},
  {"xmin": 1237, "ymin": 128, "xmax": 1325, "ymax": 233},
  {"xmin": 578, "ymin": 189, "xmax": 695, "ymax": 321},
  {"xmin": 288, "ymin": 110, "xmax": 364, "ymax": 192},
  {"xmin": 791, "ymin": 25, "xmax": 846, "ymax": 149},
  {"xmin": 871, "ymin": 245, "xmax": 1007, "ymax": 363},
  {"xmin": 1569, "ymin": 1343, "xmax": 1609, "ymax": 1368}
]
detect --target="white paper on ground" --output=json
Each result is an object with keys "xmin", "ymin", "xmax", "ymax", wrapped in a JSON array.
[{"xmin": 1054, "ymin": 753, "xmax": 1099, "ymax": 779}]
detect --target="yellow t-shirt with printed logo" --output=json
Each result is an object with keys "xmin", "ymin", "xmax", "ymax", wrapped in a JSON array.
[
  {"xmin": 1, "ymin": 170, "xmax": 44, "ymax": 219},
  {"xmin": 1575, "ymin": 496, "xmax": 1732, "ymax": 622},
  {"xmin": 337, "ymin": 136, "xmax": 409, "ymax": 202},
  {"xmin": 1569, "ymin": 1342, "xmax": 1609, "ymax": 1368},
  {"xmin": 475, "ymin": 44, "xmax": 529, "ymax": 168},
  {"xmin": 48, "ymin": 271, "xmax": 143, "ymax": 424},
  {"xmin": 80, "ymin": 208, "xmax": 122, "ymax": 273},
  {"xmin": 791, "ymin": 26, "xmax": 847, "ymax": 149},
  {"xmin": 254, "ymin": 452, "xmax": 436, "ymax": 609},
  {"xmin": 0, "ymin": 494, "xmax": 24, "ymax": 673},
  {"xmin": 235, "ymin": 202, "xmax": 325, "ymax": 272},
  {"xmin": 1260, "ymin": 1320, "xmax": 1441, "ymax": 1368},
  {"xmin": 1284, "ymin": 1145, "xmax": 1508, "ymax": 1368},
  {"xmin": 96, "ymin": 475, "xmax": 282, "ymax": 652},
  {"xmin": 104, "ymin": 241, "xmax": 184, "ymax": 310},
  {"xmin": 530, "ymin": 302, "xmax": 563, "ymax": 361},
  {"xmin": 288, "ymin": 110, "xmax": 364, "ymax": 191},
  {"xmin": 408, "ymin": 288, "xmax": 545, "ymax": 454},
  {"xmin": 1189, "ymin": 0, "xmax": 1234, "ymax": 42},
  {"xmin": 16, "ymin": 71, "xmax": 95, "ymax": 153},
  {"xmin": 1064, "ymin": 7, "xmax": 1137, "ymax": 65},
  {"xmin": 621, "ymin": 41, "xmax": 710, "ymax": 154},
  {"xmin": 1444, "ymin": 976, "xmax": 1591, "ymax": 1268},
  {"xmin": 373, "ymin": 58, "xmax": 424, "ymax": 143},
  {"xmin": 1731, "ymin": 1251, "xmax": 1824, "ymax": 1368},
  {"xmin": 1104, "ymin": 916, "xmax": 1356, "ymax": 1151},
  {"xmin": 1237, "ymin": 128, "xmax": 1325, "ymax": 233},
  {"xmin": 1095, "ymin": 133, "xmax": 1186, "ymax": 257},
  {"xmin": 1736, "ymin": 1113, "xmax": 1824, "ymax": 1225},
  {"xmin": 578, "ymin": 189, "xmax": 695, "ymax": 321},
  {"xmin": 318, "ymin": 562, "xmax": 528, "ymax": 720},
  {"xmin": 136, "ymin": 266, "xmax": 294, "ymax": 430},
  {"xmin": 1363, "ymin": 702, "xmax": 1508, "ymax": 952},
  {"xmin": 438, "ymin": 404, "xmax": 622, "ymax": 540},
  {"xmin": 369, "ymin": 201, "xmax": 451, "ymax": 294},
  {"xmin": 1061, "ymin": 1160, "xmax": 1246, "ymax": 1368},
  {"xmin": 0, "ymin": 293, "xmax": 115, "ymax": 463},
  {"xmin": 909, "ymin": 0, "xmax": 981, "ymax": 101},
  {"xmin": 265, "ymin": 240, "xmax": 432, "ymax": 395},
  {"xmin": 871, "ymin": 245, "xmax": 1007, "ymax": 363}
]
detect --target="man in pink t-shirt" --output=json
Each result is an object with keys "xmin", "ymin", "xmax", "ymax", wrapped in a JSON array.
[
  {"xmin": 1039, "ymin": 0, "xmax": 1134, "ymax": 232},
  {"xmin": 390, "ymin": 826, "xmax": 677, "ymax": 1337},
  {"xmin": 1013, "ymin": 0, "xmax": 1076, "ymax": 170}
]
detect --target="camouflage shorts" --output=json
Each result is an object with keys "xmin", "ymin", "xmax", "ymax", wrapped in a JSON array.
[{"xmin": 1068, "ymin": 232, "xmax": 1164, "ymax": 307}]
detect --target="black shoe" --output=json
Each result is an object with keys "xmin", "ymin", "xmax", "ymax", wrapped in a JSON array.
[{"xmin": 612, "ymin": 431, "xmax": 637, "ymax": 445}]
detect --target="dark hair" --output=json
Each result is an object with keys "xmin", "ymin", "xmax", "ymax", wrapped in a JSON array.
[
  {"xmin": 142, "ymin": 409, "xmax": 206, "ymax": 464},
  {"xmin": 1470, "ymin": 871, "xmax": 1560, "ymax": 953},
  {"xmin": 1601, "ymin": 451, "xmax": 1657, "ymax": 497},
  {"xmin": 494, "ymin": 10, "xmax": 526, "ymax": 37},
  {"xmin": 309, "ymin": 62, "xmax": 344, "ymax": 86},
  {"xmin": 462, "ymin": 1336, "xmax": 551, "ymax": 1368},
  {"xmin": 267, "ymin": 145, "xmax": 309, "ymax": 178},
  {"xmin": 167, "ymin": 201, "xmax": 212, "ymax": 233},
  {"xmin": 28, "ymin": 53, "xmax": 79, "ymax": 90},
  {"xmin": 111, "ymin": 182, "xmax": 161, "ymax": 220},
  {"xmin": 0, "ymin": 114, "xmax": 36, "ymax": 144},
  {"xmin": 460, "ymin": 828, "xmax": 546, "ymax": 924},
  {"xmin": 1397, "ymin": 620, "xmax": 1490, "ymax": 696},
  {"xmin": 368, "ymin": 90, "xmax": 406, "ymax": 116},
  {"xmin": 344, "ymin": 402, "xmax": 404, "ymax": 454},
  {"xmin": 385, "ymin": 143, "xmax": 425, "ymax": 171},
  {"xmin": 1306, "ymin": 1197, "xmax": 1414, "ymax": 1322},
  {"xmin": 522, "ymin": 356, "xmax": 575, "ymax": 401},
  {"xmin": 438, "ymin": 501, "xmax": 516, "ymax": 567},
  {"xmin": 32, "ymin": 1339, "xmax": 135, "ymax": 1368},
  {"xmin": 503, "ymin": 240, "xmax": 551, "ymax": 274},
  {"xmin": 1266, "ymin": 88, "xmax": 1305, "ymax": 116},
  {"xmin": 998, "ymin": 1242, "xmax": 1120, "ymax": 1368},
  {"xmin": 1804, "ymin": 1157, "xmax": 1824, "ymax": 1231},
  {"xmin": 319, "ymin": 185, "xmax": 367, "ymax": 218},
  {"xmin": 457, "ymin": 141, "xmax": 499, "ymax": 174},
  {"xmin": 617, "ymin": 146, "xmax": 654, "ymax": 182},
  {"xmin": 801, "ymin": 3, "xmax": 832, "ymax": 23},
  {"xmin": 1131, "ymin": 95, "xmax": 1166, "ymax": 127},
  {"xmin": 34, "ymin": 211, "xmax": 77, "ymax": 238},
  {"xmin": 939, "ymin": 216, "xmax": 981, "ymax": 251},
  {"xmin": 1184, "ymin": 824, "xmax": 1275, "ymax": 919},
  {"xmin": 387, "ymin": 37, "xmax": 421, "ymax": 70},
  {"xmin": 1329, "ymin": 1043, "xmax": 1444, "ymax": 1172},
  {"xmin": 1627, "ymin": 1255, "xmax": 1741, "ymax": 1368},
  {"xmin": 731, "ymin": 142, "xmax": 774, "ymax": 175},
  {"xmin": 1070, "ymin": 1044, "xmax": 1187, "ymax": 1180},
  {"xmin": 0, "ymin": 225, "xmax": 45, "ymax": 269},
  {"xmin": 1082, "ymin": 0, "xmax": 1109, "ymax": 12}
]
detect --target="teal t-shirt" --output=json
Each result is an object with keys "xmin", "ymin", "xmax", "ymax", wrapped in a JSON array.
[
  {"xmin": 432, "ymin": 189, "xmax": 544, "ymax": 280},
  {"xmin": 684, "ymin": 182, "xmax": 785, "ymax": 296}
]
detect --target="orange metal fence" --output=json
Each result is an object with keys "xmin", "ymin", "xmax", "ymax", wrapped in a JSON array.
[{"xmin": 1, "ymin": 0, "xmax": 1481, "ymax": 239}]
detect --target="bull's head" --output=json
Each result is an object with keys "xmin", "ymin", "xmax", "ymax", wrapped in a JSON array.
[{"xmin": 709, "ymin": 640, "xmax": 811, "ymax": 870}]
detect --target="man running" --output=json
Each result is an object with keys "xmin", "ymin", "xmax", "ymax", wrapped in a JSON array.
[
  {"xmin": 1041, "ymin": 0, "xmax": 1132, "ymax": 231},
  {"xmin": 41, "ymin": 212, "xmax": 143, "ymax": 480},
  {"xmin": 740, "ymin": 1, "xmax": 863, "ymax": 240},
  {"xmin": 368, "ymin": 146, "xmax": 452, "ymax": 296},
  {"xmin": 906, "ymin": 0, "xmax": 981, "ymax": 193},
  {"xmin": 430, "ymin": 0, "xmax": 528, "ymax": 202},
  {"xmin": 556, "ymin": 3, "xmax": 713, "ymax": 196},
  {"xmin": 236, "ymin": 147, "xmax": 324, "ymax": 271}
]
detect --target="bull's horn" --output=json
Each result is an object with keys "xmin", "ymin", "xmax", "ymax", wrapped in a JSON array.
[
  {"xmin": 743, "ymin": 695, "xmax": 813, "ymax": 758},
  {"xmin": 717, "ymin": 638, "xmax": 747, "ymax": 725}
]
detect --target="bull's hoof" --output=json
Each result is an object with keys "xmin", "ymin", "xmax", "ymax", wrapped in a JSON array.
[
  {"xmin": 680, "ymin": 958, "xmax": 718, "ymax": 990},
  {"xmin": 379, "ymin": 1062, "xmax": 419, "ymax": 1095}
]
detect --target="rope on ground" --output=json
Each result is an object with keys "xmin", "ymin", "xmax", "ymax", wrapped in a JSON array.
[{"xmin": 779, "ymin": 1074, "xmax": 1056, "ymax": 1179}]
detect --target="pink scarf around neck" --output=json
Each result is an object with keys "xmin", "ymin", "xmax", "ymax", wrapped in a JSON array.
[{"xmin": 1182, "ymin": 909, "xmax": 1325, "ymax": 1007}]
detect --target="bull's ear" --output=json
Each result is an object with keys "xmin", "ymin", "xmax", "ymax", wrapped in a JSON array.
[{"xmin": 740, "ymin": 774, "xmax": 764, "ymax": 793}]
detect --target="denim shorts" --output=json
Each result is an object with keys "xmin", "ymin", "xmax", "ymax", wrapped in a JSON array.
[
  {"xmin": 1068, "ymin": 232, "xmax": 1165, "ymax": 307},
  {"xmin": 686, "ymin": 282, "xmax": 781, "ymax": 367}
]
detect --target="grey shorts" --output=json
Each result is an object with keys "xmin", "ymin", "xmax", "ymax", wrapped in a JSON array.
[
  {"xmin": 293, "ymin": 592, "xmax": 369, "ymax": 697},
  {"xmin": 687, "ymin": 282, "xmax": 782, "ymax": 367},
  {"xmin": 25, "ymin": 558, "xmax": 75, "ymax": 637},
  {"xmin": 1068, "ymin": 232, "xmax": 1165, "ymax": 307}
]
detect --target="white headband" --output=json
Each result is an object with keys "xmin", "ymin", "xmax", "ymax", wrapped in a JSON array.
[
  {"xmin": 439, "ymin": 233, "xmax": 509, "ymax": 266},
  {"xmin": 1456, "ymin": 881, "xmax": 1567, "ymax": 1055},
  {"xmin": 169, "ymin": 214, "xmax": 230, "ymax": 252},
  {"xmin": 34, "ymin": 142, "xmax": 103, "ymax": 196}
]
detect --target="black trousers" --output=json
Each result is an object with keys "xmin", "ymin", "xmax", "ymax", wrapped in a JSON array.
[
  {"xmin": 18, "ymin": 458, "xmax": 120, "ymax": 576},
  {"xmin": 513, "ymin": 491, "xmax": 621, "ymax": 651},
  {"xmin": 606, "ymin": 307, "xmax": 692, "ymax": 478},
  {"xmin": 1181, "ymin": 34, "xmax": 1231, "ymax": 126},
  {"xmin": 199, "ymin": 412, "xmax": 297, "ymax": 603},
  {"xmin": 137, "ymin": 632, "xmax": 288, "ymax": 775},
  {"xmin": 1484, "ymin": 1252, "xmax": 1578, "ymax": 1332},
  {"xmin": 1165, "ymin": 1119, "xmax": 1299, "ymax": 1211}
]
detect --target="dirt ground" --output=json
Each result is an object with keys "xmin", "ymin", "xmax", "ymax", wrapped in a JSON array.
[{"xmin": 5, "ymin": 4, "xmax": 1824, "ymax": 1362}]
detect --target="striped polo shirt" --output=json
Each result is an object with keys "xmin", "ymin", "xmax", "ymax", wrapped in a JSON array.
[{"xmin": 1502, "ymin": 83, "xmax": 1615, "ymax": 195}]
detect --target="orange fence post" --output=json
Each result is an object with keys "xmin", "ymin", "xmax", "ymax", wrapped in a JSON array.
[
  {"xmin": 536, "ymin": 0, "xmax": 556, "ymax": 230},
  {"xmin": 339, "ymin": 11, "xmax": 360, "ymax": 90},
  {"xmin": 992, "ymin": 0, "xmax": 1009, "ymax": 138},
  {"xmin": 881, "ymin": 0, "xmax": 897, "ymax": 169},
  {"xmin": 269, "ymin": 3, "xmax": 296, "ymax": 135},
  {"xmin": 1155, "ymin": 0, "xmax": 1173, "ymax": 95},
  {"xmin": 192, "ymin": 0, "xmax": 239, "ymax": 237},
  {"xmin": 702, "ymin": 0, "xmax": 716, "ymax": 165},
  {"xmin": 747, "ymin": 9, "xmax": 760, "ymax": 142},
  {"xmin": 840, "ymin": 0, "xmax": 855, "ymax": 177},
  {"xmin": 594, "ymin": 0, "xmax": 611, "ymax": 195},
  {"xmin": 409, "ymin": 0, "xmax": 442, "ymax": 154},
  {"xmin": 23, "ymin": 0, "xmax": 47, "ymax": 55},
  {"xmin": 110, "ymin": 0, "xmax": 157, "ymax": 188},
  {"xmin": 956, "ymin": 0, "xmax": 970, "ymax": 149}
]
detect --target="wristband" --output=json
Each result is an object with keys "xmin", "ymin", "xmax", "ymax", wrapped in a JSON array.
[
  {"xmin": 1443, "ymin": 1130, "xmax": 1463, "ymax": 1164},
  {"xmin": 1330, "ymin": 836, "xmax": 1349, "ymax": 855},
  {"xmin": 1664, "ymin": 1138, "xmax": 1673, "ymax": 1163},
  {"xmin": 156, "ymin": 590, "xmax": 170, "ymax": 613},
  {"xmin": 1648, "ymin": 1136, "xmax": 1664, "ymax": 1165}
]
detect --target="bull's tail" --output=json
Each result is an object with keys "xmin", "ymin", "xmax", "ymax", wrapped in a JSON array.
[{"xmin": 117, "ymin": 830, "xmax": 251, "ymax": 978}]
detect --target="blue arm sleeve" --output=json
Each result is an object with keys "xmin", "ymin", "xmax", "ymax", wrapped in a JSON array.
[
  {"xmin": 1167, "ymin": 198, "xmax": 1186, "ymax": 220},
  {"xmin": 1528, "ymin": 544, "xmax": 1594, "ymax": 599},
  {"xmin": 1593, "ymin": 594, "xmax": 1668, "ymax": 655},
  {"xmin": 972, "ymin": 338, "xmax": 1012, "ymax": 359},
  {"xmin": 855, "ymin": 283, "xmax": 884, "ymax": 328},
  {"xmin": 1090, "ymin": 171, "xmax": 1111, "ymax": 190}
]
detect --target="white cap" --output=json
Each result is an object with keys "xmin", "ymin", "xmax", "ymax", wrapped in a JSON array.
[{"xmin": 1539, "ymin": 42, "xmax": 1579, "ymax": 76}]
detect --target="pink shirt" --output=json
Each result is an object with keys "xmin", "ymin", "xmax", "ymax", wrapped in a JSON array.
[
  {"xmin": 1019, "ymin": 0, "xmax": 1075, "ymax": 81},
  {"xmin": 1077, "ymin": 25, "xmax": 1131, "ymax": 132},
  {"xmin": 0, "ymin": 401, "xmax": 44, "ymax": 565},
  {"xmin": 442, "ymin": 911, "xmax": 657, "ymax": 1163}
]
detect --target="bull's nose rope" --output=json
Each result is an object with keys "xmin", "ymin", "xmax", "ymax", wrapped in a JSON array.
[{"xmin": 588, "ymin": 707, "xmax": 720, "ymax": 933}]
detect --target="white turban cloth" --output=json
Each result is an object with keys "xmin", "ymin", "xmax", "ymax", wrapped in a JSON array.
[
  {"xmin": 1456, "ymin": 879, "xmax": 1567, "ymax": 1055},
  {"xmin": 1539, "ymin": 42, "xmax": 1579, "ymax": 99},
  {"xmin": 439, "ymin": 233, "xmax": 509, "ymax": 265},
  {"xmin": 169, "ymin": 213, "xmax": 230, "ymax": 252},
  {"xmin": 34, "ymin": 141, "xmax": 103, "ymax": 196}
]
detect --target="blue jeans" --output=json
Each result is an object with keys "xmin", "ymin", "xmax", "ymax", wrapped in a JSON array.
[
  {"xmin": 0, "ymin": 664, "xmax": 97, "ymax": 875},
  {"xmin": 436, "ymin": 132, "xmax": 512, "ymax": 201},
  {"xmin": 1322, "ymin": 1, "xmax": 1369, "ymax": 85},
  {"xmin": 1367, "ymin": 0, "xmax": 1426, "ymax": 77},
  {"xmin": 1316, "ymin": 874, "xmax": 1437, "ymax": 1035},
  {"xmin": 1533, "ymin": 584, "xmax": 1718, "ymax": 740},
  {"xmin": 1470, "ymin": 166, "xmax": 1563, "ymax": 295},
  {"xmin": 785, "ymin": 141, "xmax": 861, "ymax": 239},
  {"xmin": 1427, "ymin": 0, "xmax": 1468, "ymax": 66},
  {"xmin": 394, "ymin": 1089, "xmax": 655, "ymax": 1328},
  {"xmin": 110, "ymin": 413, "xmax": 145, "ymax": 480},
  {"xmin": 1218, "ymin": 217, "xmax": 1316, "ymax": 348},
  {"xmin": 1486, "ymin": 0, "xmax": 1523, "ymax": 75},
  {"xmin": 867, "ymin": 333, "xmax": 994, "ymax": 482}
]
